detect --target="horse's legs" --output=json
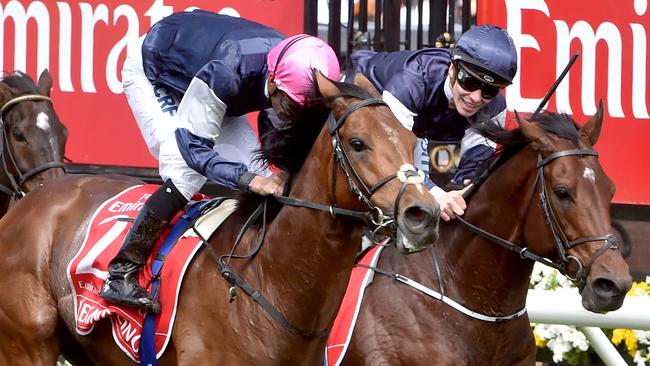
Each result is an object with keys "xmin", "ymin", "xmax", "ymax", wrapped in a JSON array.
[{"xmin": 0, "ymin": 279, "xmax": 60, "ymax": 365}]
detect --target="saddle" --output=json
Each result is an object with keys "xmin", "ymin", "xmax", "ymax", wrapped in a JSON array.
[{"xmin": 68, "ymin": 184, "xmax": 237, "ymax": 363}]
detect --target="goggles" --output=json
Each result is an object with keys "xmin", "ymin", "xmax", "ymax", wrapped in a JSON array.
[{"xmin": 455, "ymin": 63, "xmax": 504, "ymax": 99}]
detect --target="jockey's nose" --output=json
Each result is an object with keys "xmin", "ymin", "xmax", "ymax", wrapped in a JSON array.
[{"xmin": 468, "ymin": 89, "xmax": 484, "ymax": 103}]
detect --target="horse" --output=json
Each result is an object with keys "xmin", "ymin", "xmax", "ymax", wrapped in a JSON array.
[
  {"xmin": 341, "ymin": 104, "xmax": 632, "ymax": 365},
  {"xmin": 0, "ymin": 72, "xmax": 440, "ymax": 365},
  {"xmin": 0, "ymin": 69, "xmax": 68, "ymax": 217}
]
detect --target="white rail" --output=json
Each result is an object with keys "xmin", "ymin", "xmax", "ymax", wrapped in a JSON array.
[{"xmin": 527, "ymin": 290, "xmax": 650, "ymax": 366}]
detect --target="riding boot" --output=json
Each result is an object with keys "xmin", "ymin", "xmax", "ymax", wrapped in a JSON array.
[{"xmin": 99, "ymin": 180, "xmax": 188, "ymax": 313}]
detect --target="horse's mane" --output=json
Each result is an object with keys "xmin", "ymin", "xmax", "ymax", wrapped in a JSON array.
[
  {"xmin": 470, "ymin": 110, "xmax": 580, "ymax": 189},
  {"xmin": 0, "ymin": 71, "xmax": 37, "ymax": 94}
]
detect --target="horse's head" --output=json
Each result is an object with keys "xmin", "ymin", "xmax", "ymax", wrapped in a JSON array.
[
  {"xmin": 312, "ymin": 72, "xmax": 440, "ymax": 253},
  {"xmin": 0, "ymin": 69, "xmax": 68, "ymax": 196},
  {"xmin": 516, "ymin": 103, "xmax": 632, "ymax": 312}
]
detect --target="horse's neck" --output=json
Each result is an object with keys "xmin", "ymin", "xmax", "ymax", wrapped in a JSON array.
[
  {"xmin": 256, "ymin": 138, "xmax": 364, "ymax": 332},
  {"xmin": 438, "ymin": 148, "xmax": 539, "ymax": 313}
]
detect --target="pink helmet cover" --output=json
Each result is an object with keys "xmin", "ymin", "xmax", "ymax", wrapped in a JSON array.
[{"xmin": 267, "ymin": 34, "xmax": 341, "ymax": 105}]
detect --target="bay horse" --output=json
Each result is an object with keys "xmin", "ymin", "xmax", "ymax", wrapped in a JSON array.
[
  {"xmin": 0, "ymin": 69, "xmax": 68, "ymax": 217},
  {"xmin": 342, "ymin": 104, "xmax": 632, "ymax": 365},
  {"xmin": 0, "ymin": 72, "xmax": 439, "ymax": 365}
]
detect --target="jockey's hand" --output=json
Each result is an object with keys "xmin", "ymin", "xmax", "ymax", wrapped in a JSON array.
[
  {"xmin": 430, "ymin": 180, "xmax": 472, "ymax": 221},
  {"xmin": 248, "ymin": 171, "xmax": 289, "ymax": 196}
]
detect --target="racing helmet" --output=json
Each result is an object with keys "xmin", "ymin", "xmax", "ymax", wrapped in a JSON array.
[
  {"xmin": 267, "ymin": 34, "xmax": 341, "ymax": 105},
  {"xmin": 451, "ymin": 25, "xmax": 517, "ymax": 86}
]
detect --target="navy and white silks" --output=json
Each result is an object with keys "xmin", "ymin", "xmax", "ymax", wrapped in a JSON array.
[
  {"xmin": 345, "ymin": 48, "xmax": 506, "ymax": 186},
  {"xmin": 122, "ymin": 10, "xmax": 284, "ymax": 199}
]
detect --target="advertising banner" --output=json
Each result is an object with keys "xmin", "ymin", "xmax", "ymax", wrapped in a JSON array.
[
  {"xmin": 478, "ymin": 0, "xmax": 650, "ymax": 204},
  {"xmin": 0, "ymin": 0, "xmax": 304, "ymax": 167}
]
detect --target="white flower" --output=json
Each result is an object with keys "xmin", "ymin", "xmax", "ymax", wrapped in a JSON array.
[
  {"xmin": 634, "ymin": 350, "xmax": 647, "ymax": 366},
  {"xmin": 637, "ymin": 330, "xmax": 650, "ymax": 345},
  {"xmin": 534, "ymin": 324, "xmax": 589, "ymax": 361}
]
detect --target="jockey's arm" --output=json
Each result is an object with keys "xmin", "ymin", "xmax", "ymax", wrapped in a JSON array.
[
  {"xmin": 174, "ymin": 65, "xmax": 286, "ymax": 196},
  {"xmin": 381, "ymin": 89, "xmax": 467, "ymax": 221},
  {"xmin": 432, "ymin": 110, "xmax": 505, "ymax": 221},
  {"xmin": 452, "ymin": 109, "xmax": 505, "ymax": 184}
]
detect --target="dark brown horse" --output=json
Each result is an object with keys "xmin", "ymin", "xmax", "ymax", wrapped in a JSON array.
[
  {"xmin": 0, "ymin": 69, "xmax": 68, "ymax": 216},
  {"xmin": 342, "ymin": 105, "xmax": 632, "ymax": 365},
  {"xmin": 0, "ymin": 73, "xmax": 439, "ymax": 365}
]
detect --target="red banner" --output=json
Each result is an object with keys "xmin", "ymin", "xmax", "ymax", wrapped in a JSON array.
[
  {"xmin": 478, "ymin": 0, "xmax": 650, "ymax": 204},
  {"xmin": 0, "ymin": 0, "xmax": 304, "ymax": 168}
]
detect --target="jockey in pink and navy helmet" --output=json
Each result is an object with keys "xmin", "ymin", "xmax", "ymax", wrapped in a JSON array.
[{"xmin": 101, "ymin": 9, "xmax": 340, "ymax": 312}]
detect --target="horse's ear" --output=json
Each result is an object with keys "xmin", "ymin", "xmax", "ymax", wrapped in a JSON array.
[
  {"xmin": 315, "ymin": 70, "xmax": 347, "ymax": 114},
  {"xmin": 315, "ymin": 70, "xmax": 340, "ymax": 99},
  {"xmin": 353, "ymin": 72, "xmax": 381, "ymax": 98},
  {"xmin": 37, "ymin": 68, "xmax": 53, "ymax": 96},
  {"xmin": 515, "ymin": 111, "xmax": 554, "ymax": 154},
  {"xmin": 580, "ymin": 100, "xmax": 604, "ymax": 146}
]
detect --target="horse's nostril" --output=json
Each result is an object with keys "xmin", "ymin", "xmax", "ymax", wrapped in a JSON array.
[
  {"xmin": 404, "ymin": 206, "xmax": 431, "ymax": 227},
  {"xmin": 592, "ymin": 277, "xmax": 622, "ymax": 297}
]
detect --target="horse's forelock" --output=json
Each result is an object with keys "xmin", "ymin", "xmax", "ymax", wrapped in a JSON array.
[{"xmin": 530, "ymin": 111, "xmax": 580, "ymax": 145}]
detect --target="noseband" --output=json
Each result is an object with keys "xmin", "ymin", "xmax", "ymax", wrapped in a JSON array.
[
  {"xmin": 0, "ymin": 94, "xmax": 66, "ymax": 198},
  {"xmin": 458, "ymin": 148, "xmax": 619, "ymax": 286}
]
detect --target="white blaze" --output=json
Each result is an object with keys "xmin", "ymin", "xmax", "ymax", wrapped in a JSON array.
[
  {"xmin": 36, "ymin": 112, "xmax": 50, "ymax": 131},
  {"xmin": 583, "ymin": 167, "xmax": 596, "ymax": 183},
  {"xmin": 378, "ymin": 120, "xmax": 400, "ymax": 147}
]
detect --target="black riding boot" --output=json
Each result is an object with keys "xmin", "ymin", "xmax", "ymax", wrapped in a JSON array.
[{"xmin": 99, "ymin": 180, "xmax": 188, "ymax": 313}]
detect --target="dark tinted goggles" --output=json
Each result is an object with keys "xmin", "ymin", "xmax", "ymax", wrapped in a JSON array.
[{"xmin": 455, "ymin": 64, "xmax": 503, "ymax": 99}]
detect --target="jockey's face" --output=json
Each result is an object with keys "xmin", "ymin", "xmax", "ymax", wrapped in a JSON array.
[
  {"xmin": 448, "ymin": 63, "xmax": 491, "ymax": 118},
  {"xmin": 268, "ymin": 76, "xmax": 300, "ymax": 122}
]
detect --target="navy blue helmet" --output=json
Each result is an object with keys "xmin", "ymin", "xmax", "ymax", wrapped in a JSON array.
[{"xmin": 451, "ymin": 25, "xmax": 517, "ymax": 86}]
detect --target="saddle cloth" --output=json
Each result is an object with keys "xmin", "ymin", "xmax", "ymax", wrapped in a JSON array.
[
  {"xmin": 67, "ymin": 184, "xmax": 236, "ymax": 362},
  {"xmin": 324, "ymin": 243, "xmax": 385, "ymax": 366}
]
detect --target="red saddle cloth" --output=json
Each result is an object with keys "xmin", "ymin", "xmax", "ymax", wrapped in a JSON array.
[
  {"xmin": 67, "ymin": 185, "xmax": 205, "ymax": 362},
  {"xmin": 325, "ymin": 244, "xmax": 385, "ymax": 366}
]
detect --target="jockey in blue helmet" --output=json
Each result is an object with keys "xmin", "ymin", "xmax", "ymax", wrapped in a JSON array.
[{"xmin": 345, "ymin": 24, "xmax": 517, "ymax": 221}]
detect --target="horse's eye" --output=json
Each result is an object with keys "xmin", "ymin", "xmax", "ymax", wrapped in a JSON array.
[
  {"xmin": 348, "ymin": 138, "xmax": 367, "ymax": 152},
  {"xmin": 11, "ymin": 127, "xmax": 27, "ymax": 142},
  {"xmin": 554, "ymin": 187, "xmax": 572, "ymax": 201}
]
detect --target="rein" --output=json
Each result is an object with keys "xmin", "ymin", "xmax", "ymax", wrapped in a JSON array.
[
  {"xmin": 457, "ymin": 148, "xmax": 619, "ymax": 286},
  {"xmin": 0, "ymin": 94, "xmax": 66, "ymax": 198},
  {"xmin": 200, "ymin": 96, "xmax": 426, "ymax": 338}
]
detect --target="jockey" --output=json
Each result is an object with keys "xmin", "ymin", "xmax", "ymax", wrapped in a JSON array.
[
  {"xmin": 344, "ymin": 25, "xmax": 517, "ymax": 221},
  {"xmin": 100, "ymin": 9, "xmax": 340, "ymax": 311}
]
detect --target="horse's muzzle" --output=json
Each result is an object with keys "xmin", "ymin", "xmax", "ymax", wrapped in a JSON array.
[
  {"xmin": 581, "ymin": 274, "xmax": 632, "ymax": 313},
  {"xmin": 395, "ymin": 203, "xmax": 440, "ymax": 253}
]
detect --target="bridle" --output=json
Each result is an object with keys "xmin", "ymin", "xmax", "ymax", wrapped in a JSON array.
[
  {"xmin": 201, "ymin": 96, "xmax": 426, "ymax": 338},
  {"xmin": 457, "ymin": 148, "xmax": 619, "ymax": 287},
  {"xmin": 275, "ymin": 96, "xmax": 424, "ymax": 236},
  {"xmin": 0, "ymin": 94, "xmax": 66, "ymax": 199}
]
